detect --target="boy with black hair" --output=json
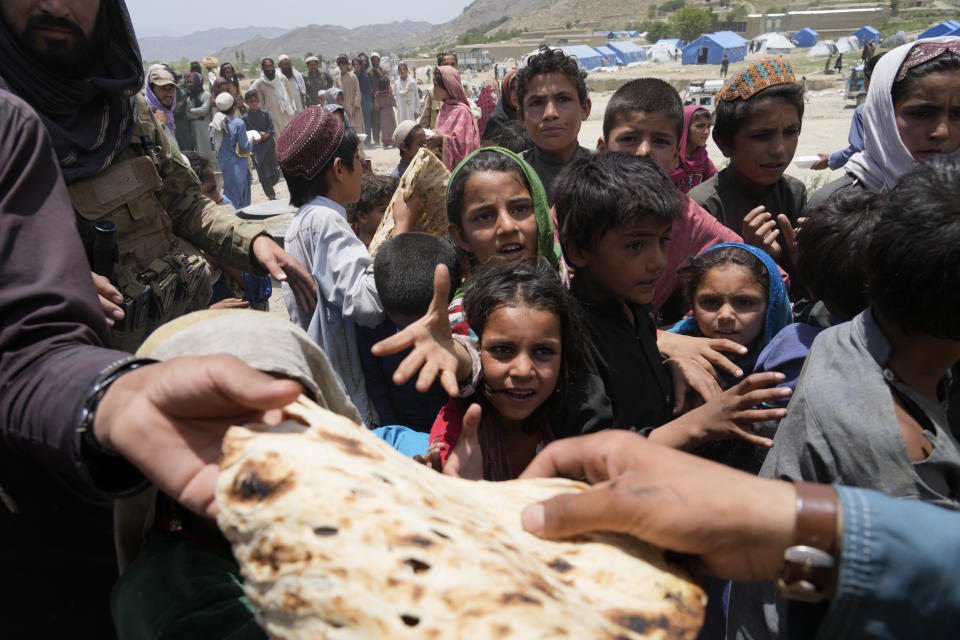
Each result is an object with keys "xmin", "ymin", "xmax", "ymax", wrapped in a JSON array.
[
  {"xmin": 753, "ymin": 190, "xmax": 883, "ymax": 391},
  {"xmin": 596, "ymin": 77, "xmax": 742, "ymax": 321},
  {"xmin": 730, "ymin": 157, "xmax": 960, "ymax": 640},
  {"xmin": 358, "ymin": 233, "xmax": 461, "ymax": 431},
  {"xmin": 279, "ymin": 106, "xmax": 417, "ymax": 424},
  {"xmin": 242, "ymin": 89, "xmax": 280, "ymax": 200},
  {"xmin": 689, "ymin": 59, "xmax": 806, "ymax": 260},
  {"xmin": 554, "ymin": 152, "xmax": 790, "ymax": 444},
  {"xmin": 346, "ymin": 173, "xmax": 398, "ymax": 247},
  {"xmin": 517, "ymin": 46, "xmax": 592, "ymax": 204}
]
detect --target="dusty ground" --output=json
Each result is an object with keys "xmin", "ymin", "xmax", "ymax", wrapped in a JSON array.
[{"xmin": 252, "ymin": 51, "xmax": 859, "ymax": 318}]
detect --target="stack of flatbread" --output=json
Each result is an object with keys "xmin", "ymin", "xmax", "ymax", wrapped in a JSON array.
[
  {"xmin": 367, "ymin": 148, "xmax": 450, "ymax": 258},
  {"xmin": 216, "ymin": 398, "xmax": 706, "ymax": 639}
]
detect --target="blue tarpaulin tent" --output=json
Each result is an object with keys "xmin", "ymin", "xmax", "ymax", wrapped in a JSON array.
[
  {"xmin": 559, "ymin": 45, "xmax": 604, "ymax": 71},
  {"xmin": 607, "ymin": 41, "xmax": 646, "ymax": 64},
  {"xmin": 851, "ymin": 26, "xmax": 880, "ymax": 45},
  {"xmin": 919, "ymin": 20, "xmax": 960, "ymax": 39},
  {"xmin": 656, "ymin": 38, "xmax": 684, "ymax": 49},
  {"xmin": 594, "ymin": 45, "xmax": 623, "ymax": 66},
  {"xmin": 682, "ymin": 31, "xmax": 747, "ymax": 65},
  {"xmin": 792, "ymin": 27, "xmax": 818, "ymax": 47}
]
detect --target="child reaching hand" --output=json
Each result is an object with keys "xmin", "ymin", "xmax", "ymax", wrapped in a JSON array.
[
  {"xmin": 427, "ymin": 259, "xmax": 591, "ymax": 480},
  {"xmin": 670, "ymin": 105, "xmax": 717, "ymax": 193},
  {"xmin": 670, "ymin": 243, "xmax": 793, "ymax": 388}
]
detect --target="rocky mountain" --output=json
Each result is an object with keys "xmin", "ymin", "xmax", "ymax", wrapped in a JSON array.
[
  {"xmin": 208, "ymin": 21, "xmax": 432, "ymax": 65},
  {"xmin": 138, "ymin": 26, "xmax": 289, "ymax": 63}
]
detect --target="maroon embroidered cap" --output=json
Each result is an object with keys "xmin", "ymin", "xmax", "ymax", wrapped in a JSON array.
[{"xmin": 275, "ymin": 106, "xmax": 345, "ymax": 179}]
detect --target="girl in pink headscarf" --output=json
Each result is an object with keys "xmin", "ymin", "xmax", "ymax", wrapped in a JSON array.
[
  {"xmin": 670, "ymin": 105, "xmax": 717, "ymax": 193},
  {"xmin": 425, "ymin": 65, "xmax": 480, "ymax": 171}
]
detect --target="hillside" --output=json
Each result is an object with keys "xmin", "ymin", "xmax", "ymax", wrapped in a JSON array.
[
  {"xmin": 209, "ymin": 21, "xmax": 432, "ymax": 64},
  {"xmin": 138, "ymin": 26, "xmax": 289, "ymax": 63}
]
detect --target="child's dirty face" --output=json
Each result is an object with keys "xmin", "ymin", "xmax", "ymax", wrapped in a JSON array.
[
  {"xmin": 358, "ymin": 203, "xmax": 387, "ymax": 237},
  {"xmin": 480, "ymin": 304, "xmax": 562, "ymax": 426},
  {"xmin": 725, "ymin": 98, "xmax": 800, "ymax": 188},
  {"xmin": 689, "ymin": 112, "xmax": 712, "ymax": 149},
  {"xmin": 601, "ymin": 110, "xmax": 679, "ymax": 173},
  {"xmin": 449, "ymin": 170, "xmax": 538, "ymax": 264},
  {"xmin": 570, "ymin": 218, "xmax": 671, "ymax": 305},
  {"xmin": 894, "ymin": 69, "xmax": 960, "ymax": 161},
  {"xmin": 521, "ymin": 72, "xmax": 590, "ymax": 154},
  {"xmin": 692, "ymin": 264, "xmax": 767, "ymax": 348}
]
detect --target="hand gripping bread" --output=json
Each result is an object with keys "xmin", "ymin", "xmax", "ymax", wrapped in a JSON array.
[
  {"xmin": 367, "ymin": 148, "xmax": 450, "ymax": 258},
  {"xmin": 216, "ymin": 397, "xmax": 706, "ymax": 639}
]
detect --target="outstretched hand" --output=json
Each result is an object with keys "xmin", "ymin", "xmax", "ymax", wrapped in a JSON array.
[
  {"xmin": 656, "ymin": 331, "xmax": 747, "ymax": 380},
  {"xmin": 371, "ymin": 264, "xmax": 470, "ymax": 397},
  {"xmin": 251, "ymin": 235, "xmax": 318, "ymax": 316},
  {"xmin": 93, "ymin": 355, "xmax": 303, "ymax": 518},
  {"xmin": 518, "ymin": 431, "xmax": 797, "ymax": 582},
  {"xmin": 649, "ymin": 371, "xmax": 791, "ymax": 451}
]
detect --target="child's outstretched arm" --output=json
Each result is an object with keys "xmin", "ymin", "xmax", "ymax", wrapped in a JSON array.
[
  {"xmin": 371, "ymin": 264, "xmax": 474, "ymax": 397},
  {"xmin": 648, "ymin": 372, "xmax": 791, "ymax": 451}
]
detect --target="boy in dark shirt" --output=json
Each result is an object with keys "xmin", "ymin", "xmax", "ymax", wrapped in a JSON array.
[
  {"xmin": 357, "ymin": 233, "xmax": 461, "ymax": 431},
  {"xmin": 554, "ymin": 152, "xmax": 791, "ymax": 447},
  {"xmin": 516, "ymin": 46, "xmax": 592, "ymax": 204}
]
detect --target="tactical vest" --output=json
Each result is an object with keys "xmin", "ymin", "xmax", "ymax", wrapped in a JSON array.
[{"xmin": 68, "ymin": 105, "xmax": 212, "ymax": 353}]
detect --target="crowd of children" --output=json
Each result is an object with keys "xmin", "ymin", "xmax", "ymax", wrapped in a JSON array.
[{"xmin": 111, "ymin": 38, "xmax": 960, "ymax": 638}]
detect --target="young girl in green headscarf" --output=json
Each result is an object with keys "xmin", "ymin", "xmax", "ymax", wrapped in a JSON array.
[{"xmin": 443, "ymin": 147, "xmax": 563, "ymax": 340}]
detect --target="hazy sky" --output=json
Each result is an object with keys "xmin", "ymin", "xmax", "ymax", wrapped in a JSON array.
[{"xmin": 127, "ymin": 0, "xmax": 475, "ymax": 37}]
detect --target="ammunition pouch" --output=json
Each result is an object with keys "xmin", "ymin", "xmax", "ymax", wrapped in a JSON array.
[{"xmin": 69, "ymin": 156, "xmax": 212, "ymax": 352}]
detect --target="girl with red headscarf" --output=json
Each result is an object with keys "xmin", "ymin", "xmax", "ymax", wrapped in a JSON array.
[{"xmin": 426, "ymin": 65, "xmax": 480, "ymax": 171}]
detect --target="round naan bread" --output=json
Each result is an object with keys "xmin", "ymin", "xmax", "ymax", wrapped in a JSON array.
[
  {"xmin": 216, "ymin": 397, "xmax": 706, "ymax": 639},
  {"xmin": 367, "ymin": 147, "xmax": 450, "ymax": 258}
]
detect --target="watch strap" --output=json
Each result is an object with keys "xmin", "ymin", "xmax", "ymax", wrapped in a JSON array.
[{"xmin": 776, "ymin": 482, "xmax": 841, "ymax": 603}]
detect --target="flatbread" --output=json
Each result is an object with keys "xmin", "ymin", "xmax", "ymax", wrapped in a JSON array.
[
  {"xmin": 367, "ymin": 147, "xmax": 450, "ymax": 258},
  {"xmin": 216, "ymin": 397, "xmax": 706, "ymax": 639}
]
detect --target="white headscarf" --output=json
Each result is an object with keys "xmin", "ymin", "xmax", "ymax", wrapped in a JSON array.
[{"xmin": 845, "ymin": 36, "xmax": 960, "ymax": 192}]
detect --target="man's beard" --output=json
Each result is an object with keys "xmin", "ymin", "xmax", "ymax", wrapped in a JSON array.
[
  {"xmin": 263, "ymin": 68, "xmax": 275, "ymax": 80},
  {"xmin": 281, "ymin": 67, "xmax": 292, "ymax": 78},
  {"xmin": 21, "ymin": 14, "xmax": 97, "ymax": 75}
]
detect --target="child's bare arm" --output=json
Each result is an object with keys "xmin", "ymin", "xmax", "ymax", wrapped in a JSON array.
[
  {"xmin": 371, "ymin": 265, "xmax": 472, "ymax": 396},
  {"xmin": 648, "ymin": 372, "xmax": 790, "ymax": 451}
]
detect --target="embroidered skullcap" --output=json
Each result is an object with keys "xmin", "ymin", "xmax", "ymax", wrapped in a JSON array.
[
  {"xmin": 214, "ymin": 92, "xmax": 234, "ymax": 112},
  {"xmin": 278, "ymin": 54, "xmax": 290, "ymax": 62},
  {"xmin": 276, "ymin": 106, "xmax": 345, "ymax": 179},
  {"xmin": 895, "ymin": 41, "xmax": 960, "ymax": 81},
  {"xmin": 305, "ymin": 56, "xmax": 319, "ymax": 63},
  {"xmin": 716, "ymin": 58, "xmax": 796, "ymax": 102}
]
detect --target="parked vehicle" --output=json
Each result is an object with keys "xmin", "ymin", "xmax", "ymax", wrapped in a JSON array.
[
  {"xmin": 845, "ymin": 64, "xmax": 866, "ymax": 105},
  {"xmin": 682, "ymin": 79, "xmax": 725, "ymax": 110}
]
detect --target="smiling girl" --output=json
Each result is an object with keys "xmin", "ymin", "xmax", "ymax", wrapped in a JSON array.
[{"xmin": 427, "ymin": 259, "xmax": 590, "ymax": 480}]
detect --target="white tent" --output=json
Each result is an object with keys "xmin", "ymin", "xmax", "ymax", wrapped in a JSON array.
[
  {"xmin": 836, "ymin": 35, "xmax": 862, "ymax": 53},
  {"xmin": 754, "ymin": 33, "xmax": 795, "ymax": 54},
  {"xmin": 649, "ymin": 43, "xmax": 680, "ymax": 63},
  {"xmin": 807, "ymin": 40, "xmax": 838, "ymax": 58}
]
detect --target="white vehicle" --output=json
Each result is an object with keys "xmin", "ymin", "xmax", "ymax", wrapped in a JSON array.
[{"xmin": 682, "ymin": 79, "xmax": 725, "ymax": 109}]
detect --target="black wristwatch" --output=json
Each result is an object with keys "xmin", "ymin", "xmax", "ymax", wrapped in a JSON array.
[{"xmin": 75, "ymin": 357, "xmax": 156, "ymax": 497}]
